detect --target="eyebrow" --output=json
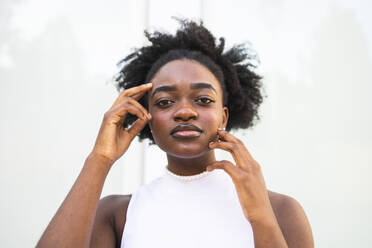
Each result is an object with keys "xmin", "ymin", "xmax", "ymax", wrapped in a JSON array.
[
  {"xmin": 151, "ymin": 85, "xmax": 177, "ymax": 97},
  {"xmin": 190, "ymin": 82, "xmax": 217, "ymax": 93},
  {"xmin": 151, "ymin": 82, "xmax": 217, "ymax": 97}
]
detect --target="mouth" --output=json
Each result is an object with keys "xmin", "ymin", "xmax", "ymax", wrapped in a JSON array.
[{"xmin": 170, "ymin": 124, "xmax": 203, "ymax": 138}]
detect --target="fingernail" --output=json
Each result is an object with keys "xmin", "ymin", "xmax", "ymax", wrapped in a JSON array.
[{"xmin": 146, "ymin": 82, "xmax": 152, "ymax": 86}]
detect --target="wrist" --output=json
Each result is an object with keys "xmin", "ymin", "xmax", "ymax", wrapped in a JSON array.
[
  {"xmin": 249, "ymin": 211, "xmax": 288, "ymax": 248},
  {"xmin": 249, "ymin": 209, "xmax": 279, "ymax": 228},
  {"xmin": 86, "ymin": 152, "xmax": 115, "ymax": 171},
  {"xmin": 250, "ymin": 215, "xmax": 278, "ymax": 229}
]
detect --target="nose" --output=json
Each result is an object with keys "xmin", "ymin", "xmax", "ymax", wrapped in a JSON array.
[{"xmin": 173, "ymin": 100, "xmax": 198, "ymax": 122}]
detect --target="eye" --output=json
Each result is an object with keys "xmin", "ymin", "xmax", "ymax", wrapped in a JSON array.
[
  {"xmin": 155, "ymin": 99, "xmax": 174, "ymax": 107},
  {"xmin": 196, "ymin": 97, "xmax": 215, "ymax": 104}
]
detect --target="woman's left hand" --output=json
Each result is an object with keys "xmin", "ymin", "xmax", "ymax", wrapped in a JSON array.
[{"xmin": 207, "ymin": 128, "xmax": 275, "ymax": 224}]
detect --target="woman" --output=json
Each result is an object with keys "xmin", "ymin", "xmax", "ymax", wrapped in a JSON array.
[{"xmin": 37, "ymin": 19, "xmax": 314, "ymax": 247}]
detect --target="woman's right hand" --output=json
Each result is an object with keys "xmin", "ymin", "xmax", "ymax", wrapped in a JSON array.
[{"xmin": 90, "ymin": 83, "xmax": 153, "ymax": 166}]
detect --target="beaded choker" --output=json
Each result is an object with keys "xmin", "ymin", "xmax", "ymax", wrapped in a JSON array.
[{"xmin": 165, "ymin": 166, "xmax": 211, "ymax": 182}]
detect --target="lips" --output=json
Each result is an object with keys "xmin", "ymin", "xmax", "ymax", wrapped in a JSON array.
[{"xmin": 170, "ymin": 124, "xmax": 203, "ymax": 138}]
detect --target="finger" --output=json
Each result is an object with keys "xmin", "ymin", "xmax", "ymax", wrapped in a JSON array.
[
  {"xmin": 130, "ymin": 88, "xmax": 149, "ymax": 101},
  {"xmin": 113, "ymin": 83, "xmax": 152, "ymax": 106},
  {"xmin": 127, "ymin": 118, "xmax": 148, "ymax": 140},
  {"xmin": 217, "ymin": 129, "xmax": 240, "ymax": 143},
  {"xmin": 115, "ymin": 96, "xmax": 151, "ymax": 119},
  {"xmin": 209, "ymin": 141, "xmax": 247, "ymax": 169},
  {"xmin": 122, "ymin": 86, "xmax": 152, "ymax": 103},
  {"xmin": 217, "ymin": 129, "xmax": 255, "ymax": 162},
  {"xmin": 206, "ymin": 160, "xmax": 238, "ymax": 178},
  {"xmin": 111, "ymin": 97, "xmax": 151, "ymax": 120},
  {"xmin": 109, "ymin": 103, "xmax": 149, "ymax": 126},
  {"xmin": 209, "ymin": 140, "xmax": 234, "ymax": 152}
]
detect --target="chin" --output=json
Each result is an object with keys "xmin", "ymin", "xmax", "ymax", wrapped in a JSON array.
[{"xmin": 161, "ymin": 143, "xmax": 211, "ymax": 159}]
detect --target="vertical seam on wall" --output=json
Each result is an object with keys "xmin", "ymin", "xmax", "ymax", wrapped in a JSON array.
[{"xmin": 140, "ymin": 0, "xmax": 150, "ymax": 186}]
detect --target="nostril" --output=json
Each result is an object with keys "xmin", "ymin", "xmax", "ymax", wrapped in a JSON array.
[
  {"xmin": 173, "ymin": 108, "xmax": 198, "ymax": 121},
  {"xmin": 175, "ymin": 116, "xmax": 197, "ymax": 122}
]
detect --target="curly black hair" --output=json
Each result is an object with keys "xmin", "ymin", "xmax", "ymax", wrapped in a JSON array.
[{"xmin": 114, "ymin": 18, "xmax": 264, "ymax": 144}]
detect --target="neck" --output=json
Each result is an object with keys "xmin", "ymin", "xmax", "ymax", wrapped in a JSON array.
[{"xmin": 166, "ymin": 150, "xmax": 216, "ymax": 176}]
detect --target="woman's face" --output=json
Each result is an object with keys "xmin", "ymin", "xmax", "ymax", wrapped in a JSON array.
[{"xmin": 147, "ymin": 59, "xmax": 228, "ymax": 158}]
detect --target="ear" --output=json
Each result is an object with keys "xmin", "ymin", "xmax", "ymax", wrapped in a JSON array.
[{"xmin": 221, "ymin": 106, "xmax": 229, "ymax": 130}]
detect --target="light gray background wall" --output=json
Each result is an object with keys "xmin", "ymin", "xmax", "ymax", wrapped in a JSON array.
[{"xmin": 0, "ymin": 0, "xmax": 371, "ymax": 247}]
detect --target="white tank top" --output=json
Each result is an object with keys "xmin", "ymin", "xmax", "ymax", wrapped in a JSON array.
[{"xmin": 121, "ymin": 167, "xmax": 255, "ymax": 247}]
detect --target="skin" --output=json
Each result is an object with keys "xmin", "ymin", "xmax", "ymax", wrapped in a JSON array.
[
  {"xmin": 36, "ymin": 59, "xmax": 314, "ymax": 248},
  {"xmin": 147, "ymin": 59, "xmax": 228, "ymax": 176}
]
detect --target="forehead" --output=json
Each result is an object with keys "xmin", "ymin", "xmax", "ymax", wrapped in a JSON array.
[{"xmin": 149, "ymin": 59, "xmax": 222, "ymax": 94}]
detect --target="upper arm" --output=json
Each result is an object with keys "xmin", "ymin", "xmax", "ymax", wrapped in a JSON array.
[
  {"xmin": 270, "ymin": 193, "xmax": 314, "ymax": 248},
  {"xmin": 90, "ymin": 195, "xmax": 117, "ymax": 248}
]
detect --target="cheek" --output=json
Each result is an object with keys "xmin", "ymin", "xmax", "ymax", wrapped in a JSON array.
[
  {"xmin": 199, "ymin": 109, "xmax": 223, "ymax": 133},
  {"xmin": 148, "ymin": 113, "xmax": 175, "ymax": 150},
  {"xmin": 148, "ymin": 111, "xmax": 171, "ymax": 138}
]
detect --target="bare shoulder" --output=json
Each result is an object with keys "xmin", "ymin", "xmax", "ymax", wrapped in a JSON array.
[
  {"xmin": 99, "ymin": 194, "xmax": 132, "ymax": 218},
  {"xmin": 96, "ymin": 194, "xmax": 132, "ymax": 246},
  {"xmin": 268, "ymin": 190, "xmax": 314, "ymax": 248}
]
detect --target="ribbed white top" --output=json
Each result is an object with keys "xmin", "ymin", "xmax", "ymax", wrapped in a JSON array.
[{"xmin": 121, "ymin": 167, "xmax": 255, "ymax": 248}]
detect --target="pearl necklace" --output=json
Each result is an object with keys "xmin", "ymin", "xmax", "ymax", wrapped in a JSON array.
[{"xmin": 165, "ymin": 166, "xmax": 211, "ymax": 182}]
